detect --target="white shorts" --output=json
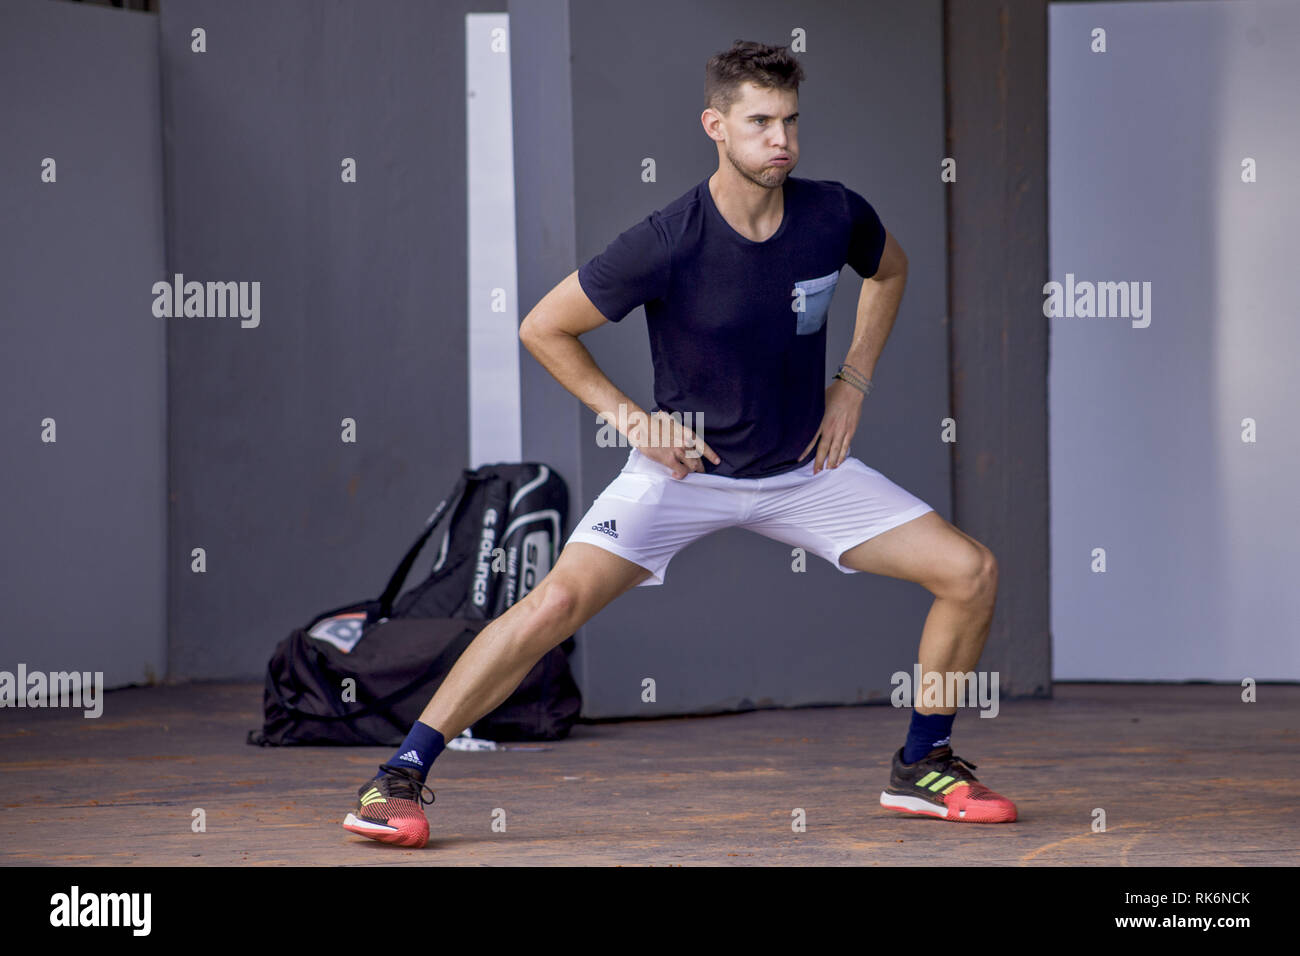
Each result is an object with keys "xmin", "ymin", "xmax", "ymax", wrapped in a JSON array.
[{"xmin": 564, "ymin": 446, "xmax": 935, "ymax": 586}]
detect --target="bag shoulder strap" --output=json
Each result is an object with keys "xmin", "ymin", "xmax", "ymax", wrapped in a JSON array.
[
  {"xmin": 376, "ymin": 473, "xmax": 474, "ymax": 619},
  {"xmin": 374, "ymin": 463, "xmax": 546, "ymax": 620}
]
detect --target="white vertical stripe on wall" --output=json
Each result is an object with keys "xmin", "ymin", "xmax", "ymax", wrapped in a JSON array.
[{"xmin": 466, "ymin": 13, "xmax": 521, "ymax": 467}]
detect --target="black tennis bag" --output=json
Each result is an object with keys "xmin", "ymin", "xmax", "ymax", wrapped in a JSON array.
[{"xmin": 247, "ymin": 462, "xmax": 580, "ymax": 746}]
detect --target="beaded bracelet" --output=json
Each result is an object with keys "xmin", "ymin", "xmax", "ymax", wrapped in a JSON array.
[
  {"xmin": 834, "ymin": 372, "xmax": 872, "ymax": 395},
  {"xmin": 837, "ymin": 362, "xmax": 870, "ymax": 382},
  {"xmin": 834, "ymin": 363, "xmax": 873, "ymax": 396}
]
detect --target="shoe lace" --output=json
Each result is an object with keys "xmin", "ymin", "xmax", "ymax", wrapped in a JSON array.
[
  {"xmin": 379, "ymin": 766, "xmax": 436, "ymax": 806},
  {"xmin": 944, "ymin": 753, "xmax": 980, "ymax": 781}
]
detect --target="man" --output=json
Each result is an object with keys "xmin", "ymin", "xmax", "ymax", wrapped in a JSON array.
[{"xmin": 342, "ymin": 40, "xmax": 1015, "ymax": 849}]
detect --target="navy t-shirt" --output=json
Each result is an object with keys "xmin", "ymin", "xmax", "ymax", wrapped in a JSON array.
[{"xmin": 577, "ymin": 175, "xmax": 887, "ymax": 479}]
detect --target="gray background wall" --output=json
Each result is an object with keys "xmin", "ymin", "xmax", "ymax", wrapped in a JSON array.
[
  {"xmin": 1049, "ymin": 0, "xmax": 1300, "ymax": 679},
  {"xmin": 945, "ymin": 0, "xmax": 1051, "ymax": 702},
  {"xmin": 160, "ymin": 0, "xmax": 499, "ymax": 679},
  {"xmin": 2, "ymin": 0, "xmax": 1065, "ymax": 720},
  {"xmin": 0, "ymin": 0, "xmax": 167, "ymax": 688},
  {"xmin": 5, "ymin": 0, "xmax": 1289, "ymax": 712},
  {"xmin": 539, "ymin": 0, "xmax": 954, "ymax": 717}
]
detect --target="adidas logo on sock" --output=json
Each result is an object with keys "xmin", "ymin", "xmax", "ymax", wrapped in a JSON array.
[
  {"xmin": 932, "ymin": 736, "xmax": 951, "ymax": 749},
  {"xmin": 398, "ymin": 750, "xmax": 423, "ymax": 766},
  {"xmin": 591, "ymin": 518, "xmax": 619, "ymax": 539}
]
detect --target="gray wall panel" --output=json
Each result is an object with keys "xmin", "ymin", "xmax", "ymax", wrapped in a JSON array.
[
  {"xmin": 0, "ymin": 0, "xmax": 166, "ymax": 689},
  {"xmin": 946, "ymin": 0, "xmax": 1052, "ymax": 700},
  {"xmin": 161, "ymin": 0, "xmax": 499, "ymax": 679},
  {"xmin": 1049, "ymin": 0, "xmax": 1300, "ymax": 679}
]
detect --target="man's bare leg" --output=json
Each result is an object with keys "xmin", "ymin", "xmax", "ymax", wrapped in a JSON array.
[
  {"xmin": 418, "ymin": 542, "xmax": 654, "ymax": 740},
  {"xmin": 840, "ymin": 511, "xmax": 1015, "ymax": 822},
  {"xmin": 342, "ymin": 542, "xmax": 653, "ymax": 845},
  {"xmin": 838, "ymin": 510, "xmax": 998, "ymax": 715}
]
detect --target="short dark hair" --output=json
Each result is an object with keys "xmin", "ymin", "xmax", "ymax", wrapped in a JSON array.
[{"xmin": 704, "ymin": 40, "xmax": 805, "ymax": 115}]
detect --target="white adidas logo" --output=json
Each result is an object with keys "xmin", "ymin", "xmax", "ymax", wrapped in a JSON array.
[{"xmin": 398, "ymin": 750, "xmax": 423, "ymax": 766}]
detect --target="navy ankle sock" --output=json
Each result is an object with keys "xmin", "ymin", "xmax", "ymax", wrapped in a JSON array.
[
  {"xmin": 377, "ymin": 722, "xmax": 445, "ymax": 783},
  {"xmin": 902, "ymin": 710, "xmax": 955, "ymax": 764}
]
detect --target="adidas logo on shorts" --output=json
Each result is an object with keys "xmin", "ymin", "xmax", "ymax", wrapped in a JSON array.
[{"xmin": 591, "ymin": 518, "xmax": 619, "ymax": 539}]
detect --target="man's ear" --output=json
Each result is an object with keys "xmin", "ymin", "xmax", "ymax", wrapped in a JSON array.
[{"xmin": 701, "ymin": 108, "xmax": 723, "ymax": 142}]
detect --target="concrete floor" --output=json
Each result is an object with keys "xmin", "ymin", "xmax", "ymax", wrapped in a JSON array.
[{"xmin": 1, "ymin": 682, "xmax": 1297, "ymax": 866}]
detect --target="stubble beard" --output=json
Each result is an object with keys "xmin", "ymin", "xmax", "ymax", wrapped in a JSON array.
[{"xmin": 724, "ymin": 141, "xmax": 792, "ymax": 189}]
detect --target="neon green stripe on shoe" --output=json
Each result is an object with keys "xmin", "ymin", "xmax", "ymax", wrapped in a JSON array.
[
  {"xmin": 928, "ymin": 775, "xmax": 955, "ymax": 792},
  {"xmin": 916, "ymin": 771, "xmax": 941, "ymax": 787}
]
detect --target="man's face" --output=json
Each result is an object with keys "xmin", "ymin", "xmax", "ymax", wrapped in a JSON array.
[{"xmin": 709, "ymin": 82, "xmax": 799, "ymax": 188}]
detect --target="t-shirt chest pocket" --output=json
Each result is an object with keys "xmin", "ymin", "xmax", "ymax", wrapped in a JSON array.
[{"xmin": 791, "ymin": 271, "xmax": 840, "ymax": 335}]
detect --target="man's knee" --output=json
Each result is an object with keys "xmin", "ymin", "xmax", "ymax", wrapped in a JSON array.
[
  {"xmin": 528, "ymin": 576, "xmax": 581, "ymax": 636},
  {"xmin": 941, "ymin": 542, "xmax": 998, "ymax": 606}
]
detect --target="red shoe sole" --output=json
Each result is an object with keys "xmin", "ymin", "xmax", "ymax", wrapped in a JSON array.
[
  {"xmin": 343, "ymin": 812, "xmax": 429, "ymax": 847},
  {"xmin": 880, "ymin": 790, "xmax": 1018, "ymax": 823}
]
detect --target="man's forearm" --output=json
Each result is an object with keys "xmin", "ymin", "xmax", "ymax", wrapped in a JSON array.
[
  {"xmin": 521, "ymin": 329, "xmax": 647, "ymax": 442},
  {"xmin": 842, "ymin": 272, "xmax": 906, "ymax": 381}
]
